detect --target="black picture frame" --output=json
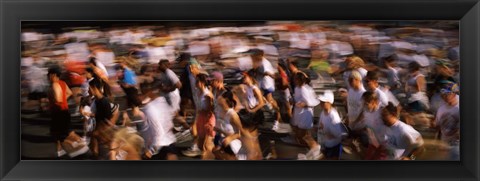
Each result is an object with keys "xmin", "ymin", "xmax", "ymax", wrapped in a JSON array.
[{"xmin": 1, "ymin": 0, "xmax": 479, "ymax": 180}]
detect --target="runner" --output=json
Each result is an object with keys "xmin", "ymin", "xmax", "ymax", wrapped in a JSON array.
[
  {"xmin": 290, "ymin": 71, "xmax": 322, "ymax": 160},
  {"xmin": 317, "ymin": 90, "xmax": 346, "ymax": 160},
  {"xmin": 356, "ymin": 91, "xmax": 388, "ymax": 160},
  {"xmin": 247, "ymin": 48, "xmax": 282, "ymax": 130},
  {"xmin": 432, "ymin": 82, "xmax": 460, "ymax": 160},
  {"xmin": 405, "ymin": 61, "xmax": 429, "ymax": 112},
  {"xmin": 189, "ymin": 73, "xmax": 216, "ymax": 159},
  {"xmin": 212, "ymin": 90, "xmax": 245, "ymax": 160},
  {"xmin": 382, "ymin": 103, "xmax": 425, "ymax": 160},
  {"xmin": 141, "ymin": 82, "xmax": 179, "ymax": 160},
  {"xmin": 47, "ymin": 66, "xmax": 74, "ymax": 157},
  {"xmin": 346, "ymin": 70, "xmax": 366, "ymax": 130},
  {"xmin": 157, "ymin": 59, "xmax": 182, "ymax": 111},
  {"xmin": 89, "ymin": 78, "xmax": 119, "ymax": 160}
]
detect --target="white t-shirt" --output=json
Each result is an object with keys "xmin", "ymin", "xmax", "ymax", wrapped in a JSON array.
[
  {"xmin": 361, "ymin": 106, "xmax": 388, "ymax": 145},
  {"xmin": 375, "ymin": 88, "xmax": 389, "ymax": 107},
  {"xmin": 292, "ymin": 85, "xmax": 320, "ymax": 129},
  {"xmin": 142, "ymin": 97, "xmax": 176, "ymax": 153},
  {"xmin": 347, "ymin": 86, "xmax": 366, "ymax": 129},
  {"xmin": 381, "ymin": 87, "xmax": 400, "ymax": 106},
  {"xmin": 384, "ymin": 120, "xmax": 423, "ymax": 160},
  {"xmin": 318, "ymin": 108, "xmax": 345, "ymax": 148},
  {"xmin": 157, "ymin": 68, "xmax": 181, "ymax": 110},
  {"xmin": 158, "ymin": 69, "xmax": 180, "ymax": 87},
  {"xmin": 435, "ymin": 101, "xmax": 460, "ymax": 145},
  {"xmin": 261, "ymin": 58, "xmax": 276, "ymax": 91}
]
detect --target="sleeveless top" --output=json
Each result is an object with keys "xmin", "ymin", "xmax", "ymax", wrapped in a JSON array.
[
  {"xmin": 407, "ymin": 73, "xmax": 425, "ymax": 93},
  {"xmin": 221, "ymin": 109, "xmax": 237, "ymax": 135},
  {"xmin": 246, "ymin": 85, "xmax": 259, "ymax": 109},
  {"xmin": 198, "ymin": 88, "xmax": 212, "ymax": 111},
  {"xmin": 49, "ymin": 80, "xmax": 69, "ymax": 111}
]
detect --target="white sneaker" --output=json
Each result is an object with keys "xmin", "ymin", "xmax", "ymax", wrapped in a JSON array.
[
  {"xmin": 175, "ymin": 130, "xmax": 193, "ymax": 143},
  {"xmin": 306, "ymin": 145, "xmax": 323, "ymax": 160},
  {"xmin": 68, "ymin": 146, "xmax": 89, "ymax": 158},
  {"xmin": 182, "ymin": 144, "xmax": 202, "ymax": 157},
  {"xmin": 273, "ymin": 123, "xmax": 292, "ymax": 134},
  {"xmin": 265, "ymin": 153, "xmax": 274, "ymax": 160},
  {"xmin": 297, "ymin": 153, "xmax": 307, "ymax": 160},
  {"xmin": 57, "ymin": 149, "xmax": 67, "ymax": 157},
  {"xmin": 62, "ymin": 140, "xmax": 89, "ymax": 158},
  {"xmin": 272, "ymin": 121, "xmax": 280, "ymax": 130}
]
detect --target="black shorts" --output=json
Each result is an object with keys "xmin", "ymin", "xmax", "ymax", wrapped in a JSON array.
[
  {"xmin": 70, "ymin": 84, "xmax": 82, "ymax": 88},
  {"xmin": 214, "ymin": 133, "xmax": 224, "ymax": 147},
  {"xmin": 122, "ymin": 86, "xmax": 141, "ymax": 107},
  {"xmin": 180, "ymin": 88, "xmax": 193, "ymax": 101},
  {"xmin": 50, "ymin": 109, "xmax": 71, "ymax": 142},
  {"xmin": 151, "ymin": 144, "xmax": 178, "ymax": 160},
  {"xmin": 28, "ymin": 91, "xmax": 47, "ymax": 100},
  {"xmin": 323, "ymin": 144, "xmax": 342, "ymax": 158}
]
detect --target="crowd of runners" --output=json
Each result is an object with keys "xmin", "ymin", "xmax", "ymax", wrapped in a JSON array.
[{"xmin": 21, "ymin": 21, "xmax": 460, "ymax": 160}]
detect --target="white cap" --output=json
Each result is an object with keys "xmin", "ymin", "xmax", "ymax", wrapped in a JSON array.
[{"xmin": 317, "ymin": 90, "xmax": 334, "ymax": 104}]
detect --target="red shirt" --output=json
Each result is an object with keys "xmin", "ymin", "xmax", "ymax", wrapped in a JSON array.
[{"xmin": 49, "ymin": 80, "xmax": 69, "ymax": 111}]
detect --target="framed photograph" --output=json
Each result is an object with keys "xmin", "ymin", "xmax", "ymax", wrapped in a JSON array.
[{"xmin": 1, "ymin": 0, "xmax": 479, "ymax": 180}]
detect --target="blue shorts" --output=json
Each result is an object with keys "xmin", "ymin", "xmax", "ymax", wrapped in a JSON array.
[
  {"xmin": 262, "ymin": 88, "xmax": 275, "ymax": 96},
  {"xmin": 323, "ymin": 144, "xmax": 342, "ymax": 158}
]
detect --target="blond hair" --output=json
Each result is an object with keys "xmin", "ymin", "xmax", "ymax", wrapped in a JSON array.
[
  {"xmin": 113, "ymin": 128, "xmax": 145, "ymax": 154},
  {"xmin": 347, "ymin": 55, "xmax": 365, "ymax": 69},
  {"xmin": 349, "ymin": 70, "xmax": 363, "ymax": 81}
]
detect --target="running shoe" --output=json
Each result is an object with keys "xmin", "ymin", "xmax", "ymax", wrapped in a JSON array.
[
  {"xmin": 175, "ymin": 130, "xmax": 193, "ymax": 144},
  {"xmin": 182, "ymin": 144, "xmax": 202, "ymax": 157},
  {"xmin": 272, "ymin": 121, "xmax": 280, "ymax": 130},
  {"xmin": 272, "ymin": 122, "xmax": 292, "ymax": 134},
  {"xmin": 57, "ymin": 149, "xmax": 67, "ymax": 157},
  {"xmin": 306, "ymin": 145, "xmax": 323, "ymax": 160},
  {"xmin": 297, "ymin": 153, "xmax": 307, "ymax": 160},
  {"xmin": 62, "ymin": 140, "xmax": 89, "ymax": 158}
]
